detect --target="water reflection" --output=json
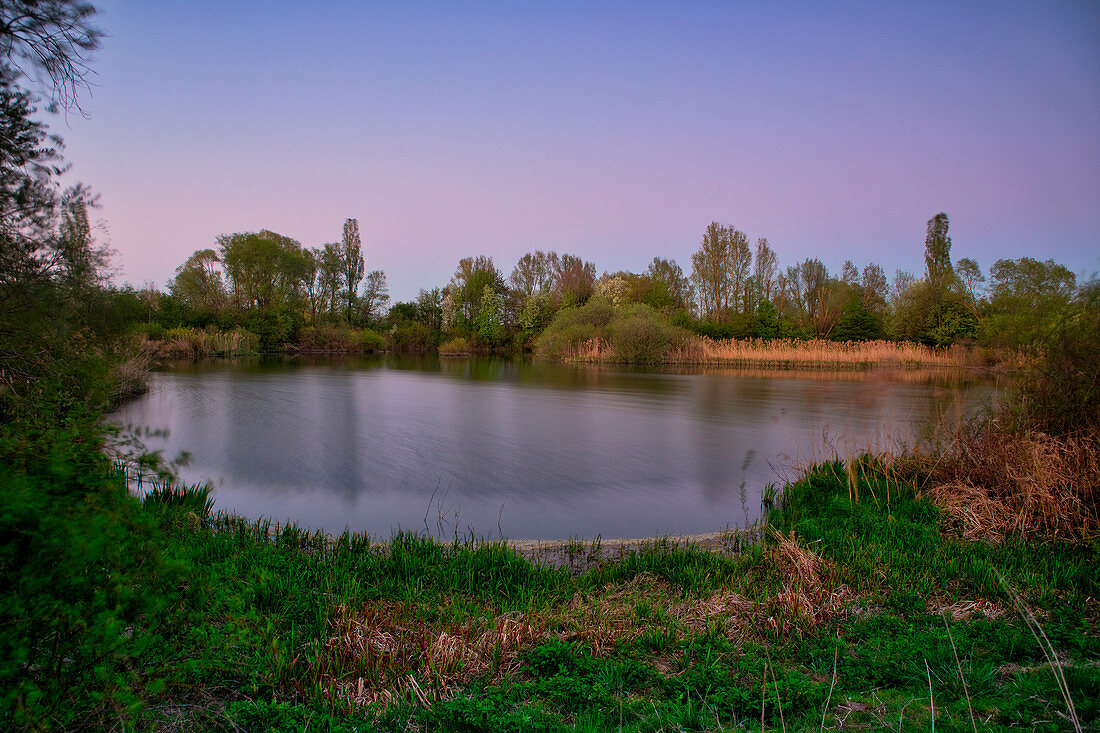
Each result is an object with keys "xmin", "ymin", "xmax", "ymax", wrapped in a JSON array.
[{"xmin": 112, "ymin": 357, "xmax": 995, "ymax": 540}]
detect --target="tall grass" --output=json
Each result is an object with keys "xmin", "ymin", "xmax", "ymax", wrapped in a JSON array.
[
  {"xmin": 153, "ymin": 326, "xmax": 260, "ymax": 358},
  {"xmin": 698, "ymin": 337, "xmax": 971, "ymax": 368},
  {"xmin": 565, "ymin": 336, "xmax": 971, "ymax": 368}
]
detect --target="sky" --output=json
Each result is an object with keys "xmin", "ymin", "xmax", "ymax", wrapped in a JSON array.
[{"xmin": 52, "ymin": 1, "xmax": 1100, "ymax": 301}]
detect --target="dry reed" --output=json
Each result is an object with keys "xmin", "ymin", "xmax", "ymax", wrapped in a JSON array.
[
  {"xmin": 310, "ymin": 600, "xmax": 547, "ymax": 707},
  {"xmin": 915, "ymin": 427, "xmax": 1100, "ymax": 542},
  {"xmin": 564, "ymin": 336, "xmax": 972, "ymax": 369},
  {"xmin": 763, "ymin": 530, "xmax": 855, "ymax": 638}
]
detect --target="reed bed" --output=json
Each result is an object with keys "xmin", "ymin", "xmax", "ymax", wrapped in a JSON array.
[
  {"xmin": 153, "ymin": 326, "xmax": 259, "ymax": 358},
  {"xmin": 914, "ymin": 426, "xmax": 1100, "ymax": 543},
  {"xmin": 699, "ymin": 337, "xmax": 971, "ymax": 368},
  {"xmin": 564, "ymin": 336, "xmax": 973, "ymax": 369}
]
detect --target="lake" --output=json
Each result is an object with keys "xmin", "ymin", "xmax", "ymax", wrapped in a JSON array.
[{"xmin": 109, "ymin": 356, "xmax": 994, "ymax": 540}]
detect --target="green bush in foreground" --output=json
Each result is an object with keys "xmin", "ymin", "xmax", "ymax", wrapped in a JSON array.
[{"xmin": 0, "ymin": 419, "xmax": 195, "ymax": 730}]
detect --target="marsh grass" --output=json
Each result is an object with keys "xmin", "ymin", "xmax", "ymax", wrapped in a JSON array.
[
  {"xmin": 153, "ymin": 326, "xmax": 260, "ymax": 358},
  {"xmin": 563, "ymin": 335, "xmax": 973, "ymax": 369}
]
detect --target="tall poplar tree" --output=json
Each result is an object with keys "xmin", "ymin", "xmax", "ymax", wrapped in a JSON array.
[{"xmin": 340, "ymin": 217, "xmax": 365, "ymax": 322}]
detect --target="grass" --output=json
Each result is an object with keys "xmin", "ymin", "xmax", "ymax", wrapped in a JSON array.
[
  {"xmin": 151, "ymin": 325, "xmax": 260, "ymax": 358},
  {"xmin": 567, "ymin": 335, "xmax": 973, "ymax": 369},
  {"xmin": 64, "ymin": 457, "xmax": 1094, "ymax": 732}
]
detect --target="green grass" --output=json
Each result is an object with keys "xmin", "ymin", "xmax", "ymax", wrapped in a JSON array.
[{"xmin": 5, "ymin": 444, "xmax": 1099, "ymax": 730}]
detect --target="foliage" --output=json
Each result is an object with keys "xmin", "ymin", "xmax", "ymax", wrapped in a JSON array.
[
  {"xmin": 245, "ymin": 304, "xmax": 303, "ymax": 352},
  {"xmin": 1014, "ymin": 280, "xmax": 1100, "ymax": 434},
  {"xmin": 0, "ymin": 417, "xmax": 198, "ymax": 730},
  {"xmin": 831, "ymin": 294, "xmax": 884, "ymax": 342},
  {"xmin": 297, "ymin": 325, "xmax": 385, "ymax": 353},
  {"xmin": 439, "ymin": 336, "xmax": 471, "ymax": 355},
  {"xmin": 982, "ymin": 257, "xmax": 1078, "ymax": 350},
  {"xmin": 690, "ymin": 221, "xmax": 752, "ymax": 321}
]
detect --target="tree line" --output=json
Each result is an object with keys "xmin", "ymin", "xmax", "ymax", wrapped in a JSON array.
[{"xmin": 146, "ymin": 212, "xmax": 1087, "ymax": 354}]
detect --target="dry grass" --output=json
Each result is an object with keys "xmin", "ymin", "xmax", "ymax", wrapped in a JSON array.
[
  {"xmin": 926, "ymin": 597, "xmax": 1007, "ymax": 621},
  {"xmin": 915, "ymin": 427, "xmax": 1100, "ymax": 542},
  {"xmin": 307, "ymin": 599, "xmax": 547, "ymax": 707},
  {"xmin": 564, "ymin": 336, "xmax": 973, "ymax": 369},
  {"xmin": 305, "ymin": 537, "xmax": 865, "ymax": 709},
  {"xmin": 698, "ymin": 338, "xmax": 971, "ymax": 369},
  {"xmin": 763, "ymin": 530, "xmax": 856, "ymax": 638}
]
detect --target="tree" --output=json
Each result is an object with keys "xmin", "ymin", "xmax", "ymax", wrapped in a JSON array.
[
  {"xmin": 0, "ymin": 0, "xmax": 102, "ymax": 111},
  {"xmin": 752, "ymin": 238, "xmax": 777, "ymax": 305},
  {"xmin": 924, "ymin": 212, "xmax": 955, "ymax": 304},
  {"xmin": 339, "ymin": 218, "xmax": 364, "ymax": 322},
  {"xmin": 318, "ymin": 242, "xmax": 342, "ymax": 319},
  {"xmin": 170, "ymin": 248, "xmax": 225, "ymax": 313},
  {"xmin": 359, "ymin": 269, "xmax": 389, "ymax": 324},
  {"xmin": 415, "ymin": 287, "xmax": 444, "ymax": 332},
  {"xmin": 984, "ymin": 257, "xmax": 1078, "ymax": 349},
  {"xmin": 218, "ymin": 230, "xmax": 308, "ymax": 310},
  {"xmin": 509, "ymin": 250, "xmax": 559, "ymax": 296},
  {"xmin": 954, "ymin": 257, "xmax": 984, "ymax": 322},
  {"xmin": 554, "ymin": 253, "xmax": 596, "ymax": 307},
  {"xmin": 860, "ymin": 263, "xmax": 888, "ymax": 319},
  {"xmin": 56, "ymin": 195, "xmax": 106, "ymax": 288},
  {"xmin": 647, "ymin": 256, "xmax": 691, "ymax": 310},
  {"xmin": 728, "ymin": 230, "xmax": 752, "ymax": 314},
  {"xmin": 0, "ymin": 2, "xmax": 103, "ymax": 400},
  {"xmin": 690, "ymin": 222, "xmax": 756, "ymax": 321},
  {"xmin": 840, "ymin": 259, "xmax": 859, "ymax": 285},
  {"xmin": 793, "ymin": 258, "xmax": 835, "ymax": 335},
  {"xmin": 448, "ymin": 255, "xmax": 505, "ymax": 332}
]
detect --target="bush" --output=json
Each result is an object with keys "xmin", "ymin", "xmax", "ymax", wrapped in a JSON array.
[
  {"xmin": 1017, "ymin": 281, "xmax": 1100, "ymax": 434},
  {"xmin": 296, "ymin": 325, "xmax": 385, "ymax": 353},
  {"xmin": 135, "ymin": 321, "xmax": 165, "ymax": 340},
  {"xmin": 354, "ymin": 327, "xmax": 385, "ymax": 352},
  {"xmin": 245, "ymin": 307, "xmax": 301, "ymax": 352},
  {"xmin": 388, "ymin": 321, "xmax": 439, "ymax": 351},
  {"xmin": 609, "ymin": 313, "xmax": 671, "ymax": 364},
  {"xmin": 0, "ymin": 421, "xmax": 193, "ymax": 729},
  {"xmin": 439, "ymin": 336, "xmax": 471, "ymax": 355},
  {"xmin": 537, "ymin": 301, "xmax": 694, "ymax": 363}
]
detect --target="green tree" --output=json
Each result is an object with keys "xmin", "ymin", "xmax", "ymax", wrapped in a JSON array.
[
  {"xmin": 359, "ymin": 269, "xmax": 389, "ymax": 325},
  {"xmin": 447, "ymin": 255, "xmax": 505, "ymax": 333},
  {"xmin": 218, "ymin": 230, "xmax": 309, "ymax": 309},
  {"xmin": 339, "ymin": 218, "xmax": 364, "ymax": 321},
  {"xmin": 169, "ymin": 248, "xmax": 226, "ymax": 313},
  {"xmin": 647, "ymin": 256, "xmax": 691, "ymax": 310},
  {"xmin": 983, "ymin": 257, "xmax": 1077, "ymax": 349},
  {"xmin": 924, "ymin": 212, "xmax": 955, "ymax": 305}
]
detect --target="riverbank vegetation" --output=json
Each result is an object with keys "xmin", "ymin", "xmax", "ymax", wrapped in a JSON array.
[
  {"xmin": 119, "ymin": 188, "xmax": 1087, "ymax": 367},
  {"xmin": 534, "ymin": 299, "xmax": 978, "ymax": 367},
  {"xmin": 132, "ymin": 219, "xmax": 1087, "ymax": 369}
]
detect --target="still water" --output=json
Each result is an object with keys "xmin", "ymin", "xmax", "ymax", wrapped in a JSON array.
[{"xmin": 109, "ymin": 356, "xmax": 993, "ymax": 540}]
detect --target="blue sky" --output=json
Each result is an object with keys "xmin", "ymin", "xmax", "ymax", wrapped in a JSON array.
[{"xmin": 56, "ymin": 1, "xmax": 1099, "ymax": 300}]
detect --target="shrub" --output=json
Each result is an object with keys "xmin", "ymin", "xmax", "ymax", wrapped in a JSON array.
[
  {"xmin": 354, "ymin": 327, "xmax": 385, "ymax": 352},
  {"xmin": 609, "ymin": 313, "xmax": 670, "ymax": 364},
  {"xmin": 0, "ymin": 421, "xmax": 193, "ymax": 729},
  {"xmin": 439, "ymin": 336, "xmax": 471, "ymax": 355}
]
